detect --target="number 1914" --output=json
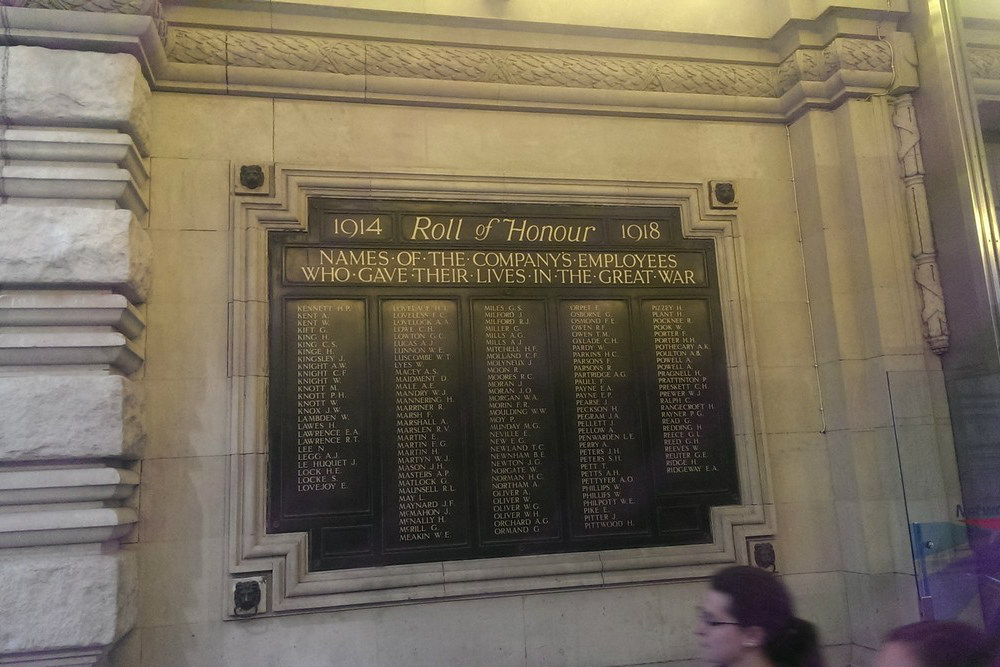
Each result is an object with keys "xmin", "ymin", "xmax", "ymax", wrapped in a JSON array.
[{"xmin": 330, "ymin": 216, "xmax": 383, "ymax": 238}]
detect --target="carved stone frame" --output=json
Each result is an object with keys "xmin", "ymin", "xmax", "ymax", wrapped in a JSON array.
[{"xmin": 225, "ymin": 167, "xmax": 774, "ymax": 616}]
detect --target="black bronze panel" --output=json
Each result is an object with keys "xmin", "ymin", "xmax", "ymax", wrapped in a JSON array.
[{"xmin": 268, "ymin": 200, "xmax": 739, "ymax": 570}]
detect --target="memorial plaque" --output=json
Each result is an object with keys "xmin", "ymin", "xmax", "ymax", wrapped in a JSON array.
[{"xmin": 268, "ymin": 199, "xmax": 739, "ymax": 570}]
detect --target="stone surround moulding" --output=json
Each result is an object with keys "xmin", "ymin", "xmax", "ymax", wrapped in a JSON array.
[{"xmin": 225, "ymin": 166, "xmax": 775, "ymax": 615}]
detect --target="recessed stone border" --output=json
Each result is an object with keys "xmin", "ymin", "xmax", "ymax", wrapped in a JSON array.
[{"xmin": 225, "ymin": 168, "xmax": 774, "ymax": 616}]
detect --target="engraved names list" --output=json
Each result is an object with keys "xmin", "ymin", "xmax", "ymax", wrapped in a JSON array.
[
  {"xmin": 382, "ymin": 299, "xmax": 467, "ymax": 550},
  {"xmin": 474, "ymin": 300, "xmax": 561, "ymax": 543},
  {"xmin": 284, "ymin": 299, "xmax": 369, "ymax": 518}
]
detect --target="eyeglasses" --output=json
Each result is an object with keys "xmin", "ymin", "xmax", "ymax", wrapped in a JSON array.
[{"xmin": 697, "ymin": 610, "xmax": 742, "ymax": 628}]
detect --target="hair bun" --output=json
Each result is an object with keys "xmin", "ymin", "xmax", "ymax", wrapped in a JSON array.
[{"xmin": 768, "ymin": 618, "xmax": 822, "ymax": 667}]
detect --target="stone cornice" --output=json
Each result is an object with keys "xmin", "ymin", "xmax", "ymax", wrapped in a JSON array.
[
  {"xmin": 0, "ymin": 4, "xmax": 915, "ymax": 121},
  {"xmin": 161, "ymin": 26, "xmax": 906, "ymax": 121},
  {"xmin": 6, "ymin": 0, "xmax": 166, "ymax": 41},
  {"xmin": 168, "ymin": 27, "xmax": 783, "ymax": 97}
]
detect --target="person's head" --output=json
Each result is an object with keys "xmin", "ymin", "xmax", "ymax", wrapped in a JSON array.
[
  {"xmin": 697, "ymin": 565, "xmax": 823, "ymax": 667},
  {"xmin": 874, "ymin": 621, "xmax": 996, "ymax": 667}
]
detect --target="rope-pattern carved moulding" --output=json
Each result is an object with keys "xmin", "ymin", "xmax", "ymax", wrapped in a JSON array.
[
  {"xmin": 168, "ymin": 28, "xmax": 896, "ymax": 100},
  {"xmin": 831, "ymin": 38, "xmax": 893, "ymax": 73},
  {"xmin": 775, "ymin": 38, "xmax": 892, "ymax": 96},
  {"xmin": 968, "ymin": 47, "xmax": 1000, "ymax": 80},
  {"xmin": 776, "ymin": 49, "xmax": 826, "ymax": 94},
  {"xmin": 7, "ymin": 0, "xmax": 166, "ymax": 41},
  {"xmin": 168, "ymin": 28, "xmax": 779, "ymax": 97}
]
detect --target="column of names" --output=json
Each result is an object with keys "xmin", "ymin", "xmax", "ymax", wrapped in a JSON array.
[
  {"xmin": 563, "ymin": 301, "xmax": 647, "ymax": 536},
  {"xmin": 383, "ymin": 300, "xmax": 466, "ymax": 549},
  {"xmin": 647, "ymin": 300, "xmax": 722, "ymax": 490},
  {"xmin": 475, "ymin": 301, "xmax": 560, "ymax": 542},
  {"xmin": 288, "ymin": 299, "xmax": 368, "ymax": 516}
]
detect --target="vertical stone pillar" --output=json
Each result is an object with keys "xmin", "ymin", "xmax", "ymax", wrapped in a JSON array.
[
  {"xmin": 0, "ymin": 46, "xmax": 151, "ymax": 666},
  {"xmin": 788, "ymin": 96, "xmax": 961, "ymax": 661}
]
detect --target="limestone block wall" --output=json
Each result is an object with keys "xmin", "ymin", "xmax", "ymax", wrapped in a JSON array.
[{"xmin": 0, "ymin": 46, "xmax": 150, "ymax": 667}]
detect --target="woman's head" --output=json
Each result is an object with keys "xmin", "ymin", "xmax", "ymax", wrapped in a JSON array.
[
  {"xmin": 697, "ymin": 566, "xmax": 823, "ymax": 667},
  {"xmin": 874, "ymin": 621, "xmax": 996, "ymax": 667}
]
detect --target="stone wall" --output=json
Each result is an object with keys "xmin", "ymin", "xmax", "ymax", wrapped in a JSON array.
[
  {"xmin": 0, "ymin": 47, "xmax": 151, "ymax": 667},
  {"xmin": 0, "ymin": 2, "xmax": 971, "ymax": 666}
]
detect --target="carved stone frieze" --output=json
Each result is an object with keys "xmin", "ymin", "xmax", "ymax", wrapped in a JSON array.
[
  {"xmin": 7, "ymin": 0, "xmax": 166, "ymax": 41},
  {"xmin": 831, "ymin": 38, "xmax": 893, "ymax": 73},
  {"xmin": 967, "ymin": 47, "xmax": 1000, "ymax": 80},
  {"xmin": 776, "ymin": 38, "xmax": 893, "ymax": 96},
  {"xmin": 167, "ymin": 27, "xmax": 228, "ymax": 67},
  {"xmin": 777, "ymin": 49, "xmax": 826, "ymax": 93},
  {"xmin": 167, "ymin": 27, "xmax": 894, "ymax": 100},
  {"xmin": 890, "ymin": 93, "xmax": 950, "ymax": 354}
]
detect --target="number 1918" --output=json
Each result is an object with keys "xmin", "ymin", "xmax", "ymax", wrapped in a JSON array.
[{"xmin": 620, "ymin": 221, "xmax": 661, "ymax": 241}]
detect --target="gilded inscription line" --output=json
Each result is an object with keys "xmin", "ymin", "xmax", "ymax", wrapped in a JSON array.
[{"xmin": 287, "ymin": 248, "xmax": 703, "ymax": 287}]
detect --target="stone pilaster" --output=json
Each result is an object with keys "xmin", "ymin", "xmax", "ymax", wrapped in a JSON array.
[{"xmin": 0, "ymin": 45, "xmax": 150, "ymax": 667}]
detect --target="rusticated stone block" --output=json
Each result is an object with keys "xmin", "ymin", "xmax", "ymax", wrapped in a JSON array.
[
  {"xmin": 0, "ymin": 551, "xmax": 136, "ymax": 654},
  {"xmin": 0, "ymin": 206, "xmax": 151, "ymax": 303},
  {"xmin": 1, "ymin": 46, "xmax": 151, "ymax": 155},
  {"xmin": 0, "ymin": 375, "xmax": 145, "ymax": 461}
]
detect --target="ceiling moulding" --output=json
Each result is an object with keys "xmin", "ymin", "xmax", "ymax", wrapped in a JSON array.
[{"xmin": 0, "ymin": 4, "xmax": 917, "ymax": 122}]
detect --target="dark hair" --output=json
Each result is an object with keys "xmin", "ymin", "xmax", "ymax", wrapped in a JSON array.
[
  {"xmin": 885, "ymin": 621, "xmax": 997, "ymax": 667},
  {"xmin": 710, "ymin": 566, "xmax": 825, "ymax": 667}
]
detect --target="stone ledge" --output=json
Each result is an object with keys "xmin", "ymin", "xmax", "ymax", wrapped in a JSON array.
[
  {"xmin": 0, "ymin": 375, "xmax": 145, "ymax": 461},
  {"xmin": 0, "ymin": 127, "xmax": 148, "ymax": 192},
  {"xmin": 0, "ymin": 551, "xmax": 136, "ymax": 656},
  {"xmin": 0, "ymin": 291, "xmax": 144, "ymax": 338},
  {"xmin": 0, "ymin": 46, "xmax": 151, "ymax": 155},
  {"xmin": 0, "ymin": 467, "xmax": 139, "ymax": 506},
  {"xmin": 0, "ymin": 646, "xmax": 107, "ymax": 667},
  {"xmin": 0, "ymin": 507, "xmax": 137, "ymax": 548},
  {"xmin": 0, "ymin": 206, "xmax": 151, "ymax": 303},
  {"xmin": 0, "ymin": 126, "xmax": 150, "ymax": 219},
  {"xmin": 0, "ymin": 331, "xmax": 142, "ymax": 374},
  {"xmin": 0, "ymin": 165, "xmax": 147, "ymax": 219}
]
